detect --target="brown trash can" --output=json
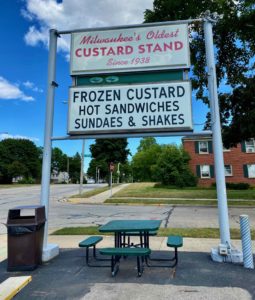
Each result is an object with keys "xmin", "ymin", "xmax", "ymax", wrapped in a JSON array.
[{"xmin": 7, "ymin": 205, "xmax": 46, "ymax": 271}]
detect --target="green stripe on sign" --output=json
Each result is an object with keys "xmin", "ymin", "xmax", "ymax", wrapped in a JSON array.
[{"xmin": 76, "ymin": 70, "xmax": 184, "ymax": 86}]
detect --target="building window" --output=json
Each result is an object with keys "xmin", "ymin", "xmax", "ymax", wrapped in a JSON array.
[
  {"xmin": 199, "ymin": 141, "xmax": 209, "ymax": 154},
  {"xmin": 245, "ymin": 139, "xmax": 255, "ymax": 153},
  {"xmin": 247, "ymin": 164, "xmax": 255, "ymax": 178},
  {"xmin": 200, "ymin": 165, "xmax": 210, "ymax": 178},
  {"xmin": 224, "ymin": 165, "xmax": 233, "ymax": 176},
  {"xmin": 223, "ymin": 146, "xmax": 230, "ymax": 152}
]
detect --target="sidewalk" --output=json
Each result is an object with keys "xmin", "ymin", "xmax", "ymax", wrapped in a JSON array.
[
  {"xmin": 0, "ymin": 235, "xmax": 254, "ymax": 300},
  {"xmin": 69, "ymin": 183, "xmax": 130, "ymax": 204}
]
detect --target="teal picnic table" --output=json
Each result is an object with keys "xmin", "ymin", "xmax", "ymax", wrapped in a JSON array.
[
  {"xmin": 98, "ymin": 220, "xmax": 180, "ymax": 276},
  {"xmin": 99, "ymin": 220, "xmax": 162, "ymax": 248}
]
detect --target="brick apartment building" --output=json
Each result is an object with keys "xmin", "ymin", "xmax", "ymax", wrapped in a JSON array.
[{"xmin": 182, "ymin": 136, "xmax": 255, "ymax": 187}]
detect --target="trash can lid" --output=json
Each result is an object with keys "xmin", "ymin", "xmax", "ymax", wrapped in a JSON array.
[
  {"xmin": 11, "ymin": 205, "xmax": 45, "ymax": 210},
  {"xmin": 8, "ymin": 205, "xmax": 46, "ymax": 224}
]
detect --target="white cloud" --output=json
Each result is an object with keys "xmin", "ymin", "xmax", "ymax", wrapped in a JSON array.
[
  {"xmin": 22, "ymin": 0, "xmax": 153, "ymax": 53},
  {"xmin": 0, "ymin": 77, "xmax": 34, "ymax": 101},
  {"xmin": 0, "ymin": 133, "xmax": 39, "ymax": 142},
  {"xmin": 23, "ymin": 80, "xmax": 43, "ymax": 93}
]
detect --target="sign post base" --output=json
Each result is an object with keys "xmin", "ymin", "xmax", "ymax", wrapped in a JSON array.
[
  {"xmin": 211, "ymin": 246, "xmax": 243, "ymax": 264},
  {"xmin": 42, "ymin": 244, "xmax": 59, "ymax": 262}
]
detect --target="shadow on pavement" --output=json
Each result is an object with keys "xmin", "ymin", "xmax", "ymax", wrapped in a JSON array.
[{"xmin": 0, "ymin": 249, "xmax": 254, "ymax": 299}]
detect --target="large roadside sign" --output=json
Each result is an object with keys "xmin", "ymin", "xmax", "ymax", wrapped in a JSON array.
[
  {"xmin": 70, "ymin": 23, "xmax": 190, "ymax": 75},
  {"xmin": 68, "ymin": 81, "xmax": 192, "ymax": 135}
]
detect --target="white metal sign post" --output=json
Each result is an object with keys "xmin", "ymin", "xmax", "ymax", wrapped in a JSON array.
[
  {"xmin": 40, "ymin": 29, "xmax": 59, "ymax": 261},
  {"xmin": 203, "ymin": 13, "xmax": 241, "ymax": 262}
]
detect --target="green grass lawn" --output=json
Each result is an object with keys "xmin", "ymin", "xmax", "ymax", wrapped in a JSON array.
[
  {"xmin": 113, "ymin": 182, "xmax": 255, "ymax": 200},
  {"xmin": 105, "ymin": 198, "xmax": 255, "ymax": 206},
  {"xmin": 51, "ymin": 226, "xmax": 254, "ymax": 240}
]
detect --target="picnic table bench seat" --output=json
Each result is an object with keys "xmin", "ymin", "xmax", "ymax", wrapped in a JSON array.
[
  {"xmin": 100, "ymin": 247, "xmax": 151, "ymax": 277},
  {"xmin": 79, "ymin": 236, "xmax": 104, "ymax": 266},
  {"xmin": 79, "ymin": 236, "xmax": 103, "ymax": 248},
  {"xmin": 167, "ymin": 235, "xmax": 183, "ymax": 248},
  {"xmin": 146, "ymin": 235, "xmax": 183, "ymax": 270}
]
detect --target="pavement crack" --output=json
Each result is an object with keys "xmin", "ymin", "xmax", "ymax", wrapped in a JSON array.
[{"xmin": 164, "ymin": 206, "xmax": 175, "ymax": 228}]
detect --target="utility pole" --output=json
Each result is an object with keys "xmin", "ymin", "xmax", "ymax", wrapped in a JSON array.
[
  {"xmin": 67, "ymin": 157, "xmax": 69, "ymax": 182},
  {"xmin": 97, "ymin": 168, "xmax": 100, "ymax": 183},
  {"xmin": 79, "ymin": 139, "xmax": 85, "ymax": 195},
  {"xmin": 117, "ymin": 163, "xmax": 120, "ymax": 184}
]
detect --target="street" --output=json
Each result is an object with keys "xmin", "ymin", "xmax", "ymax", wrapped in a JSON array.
[
  {"xmin": 0, "ymin": 184, "xmax": 104, "ymax": 233},
  {"xmin": 0, "ymin": 185, "xmax": 255, "ymax": 234}
]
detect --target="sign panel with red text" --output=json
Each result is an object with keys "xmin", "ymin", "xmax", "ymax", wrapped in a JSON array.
[{"xmin": 70, "ymin": 24, "xmax": 190, "ymax": 75}]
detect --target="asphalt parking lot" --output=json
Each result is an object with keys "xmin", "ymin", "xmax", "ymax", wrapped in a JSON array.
[{"xmin": 0, "ymin": 236, "xmax": 254, "ymax": 300}]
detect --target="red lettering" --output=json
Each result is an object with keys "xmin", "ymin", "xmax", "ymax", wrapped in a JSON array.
[
  {"xmin": 163, "ymin": 43, "xmax": 173, "ymax": 51},
  {"xmin": 80, "ymin": 35, "xmax": 92, "ymax": 44},
  {"xmin": 75, "ymin": 48, "xmax": 82, "ymax": 57},
  {"xmin": 92, "ymin": 48, "xmax": 99, "ymax": 56},
  {"xmin": 146, "ymin": 44, "xmax": 153, "ymax": 53},
  {"xmin": 107, "ymin": 47, "xmax": 115, "ymax": 56},
  {"xmin": 126, "ymin": 46, "xmax": 133, "ymax": 54},
  {"xmin": 175, "ymin": 41, "xmax": 183, "ymax": 50},
  {"xmin": 153, "ymin": 43, "xmax": 162, "ymax": 52},
  {"xmin": 117, "ymin": 46, "xmax": 124, "ymax": 55},
  {"xmin": 138, "ymin": 45, "xmax": 145, "ymax": 53}
]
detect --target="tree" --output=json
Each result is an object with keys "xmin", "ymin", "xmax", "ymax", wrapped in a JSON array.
[
  {"xmin": 137, "ymin": 137, "xmax": 157, "ymax": 152},
  {"xmin": 153, "ymin": 145, "xmax": 197, "ymax": 187},
  {"xmin": 87, "ymin": 138, "xmax": 130, "ymax": 182},
  {"xmin": 7, "ymin": 161, "xmax": 28, "ymax": 180},
  {"xmin": 220, "ymin": 77, "xmax": 255, "ymax": 147},
  {"xmin": 68, "ymin": 152, "xmax": 81, "ymax": 183},
  {"xmin": 131, "ymin": 138, "xmax": 162, "ymax": 181},
  {"xmin": 0, "ymin": 139, "xmax": 41, "ymax": 183},
  {"xmin": 51, "ymin": 147, "xmax": 68, "ymax": 173},
  {"xmin": 131, "ymin": 139, "xmax": 197, "ymax": 186},
  {"xmin": 144, "ymin": 0, "xmax": 255, "ymax": 144}
]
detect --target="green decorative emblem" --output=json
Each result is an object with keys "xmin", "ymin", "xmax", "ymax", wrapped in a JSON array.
[
  {"xmin": 89, "ymin": 77, "xmax": 104, "ymax": 84},
  {"xmin": 105, "ymin": 76, "xmax": 119, "ymax": 83}
]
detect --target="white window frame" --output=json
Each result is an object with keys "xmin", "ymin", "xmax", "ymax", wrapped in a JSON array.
[
  {"xmin": 224, "ymin": 165, "xmax": 233, "ymax": 177},
  {"xmin": 247, "ymin": 164, "xmax": 255, "ymax": 178},
  {"xmin": 245, "ymin": 139, "xmax": 255, "ymax": 153},
  {"xmin": 223, "ymin": 146, "xmax": 230, "ymax": 152},
  {"xmin": 200, "ymin": 165, "xmax": 210, "ymax": 178},
  {"xmin": 199, "ymin": 141, "xmax": 209, "ymax": 154}
]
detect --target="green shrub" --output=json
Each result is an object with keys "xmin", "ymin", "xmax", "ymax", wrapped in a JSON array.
[
  {"xmin": 227, "ymin": 182, "xmax": 250, "ymax": 190},
  {"xmin": 212, "ymin": 182, "xmax": 250, "ymax": 190},
  {"xmin": 18, "ymin": 177, "xmax": 36, "ymax": 184}
]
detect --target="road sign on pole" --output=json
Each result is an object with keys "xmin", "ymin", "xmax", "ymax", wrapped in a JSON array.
[{"xmin": 109, "ymin": 162, "xmax": 115, "ymax": 172}]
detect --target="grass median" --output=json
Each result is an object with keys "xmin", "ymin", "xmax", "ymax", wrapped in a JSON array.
[
  {"xmin": 113, "ymin": 183, "xmax": 255, "ymax": 200},
  {"xmin": 51, "ymin": 226, "xmax": 255, "ymax": 240},
  {"xmin": 104, "ymin": 198, "xmax": 255, "ymax": 206}
]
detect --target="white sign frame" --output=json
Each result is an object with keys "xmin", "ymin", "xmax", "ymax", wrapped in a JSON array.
[
  {"xmin": 70, "ymin": 23, "xmax": 190, "ymax": 75},
  {"xmin": 68, "ymin": 81, "xmax": 193, "ymax": 135}
]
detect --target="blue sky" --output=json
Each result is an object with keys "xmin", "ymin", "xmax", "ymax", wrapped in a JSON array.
[{"xmin": 0, "ymin": 0, "xmax": 209, "ymax": 170}]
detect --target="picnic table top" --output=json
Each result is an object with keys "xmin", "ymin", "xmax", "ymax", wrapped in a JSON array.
[{"xmin": 99, "ymin": 219, "xmax": 162, "ymax": 233}]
